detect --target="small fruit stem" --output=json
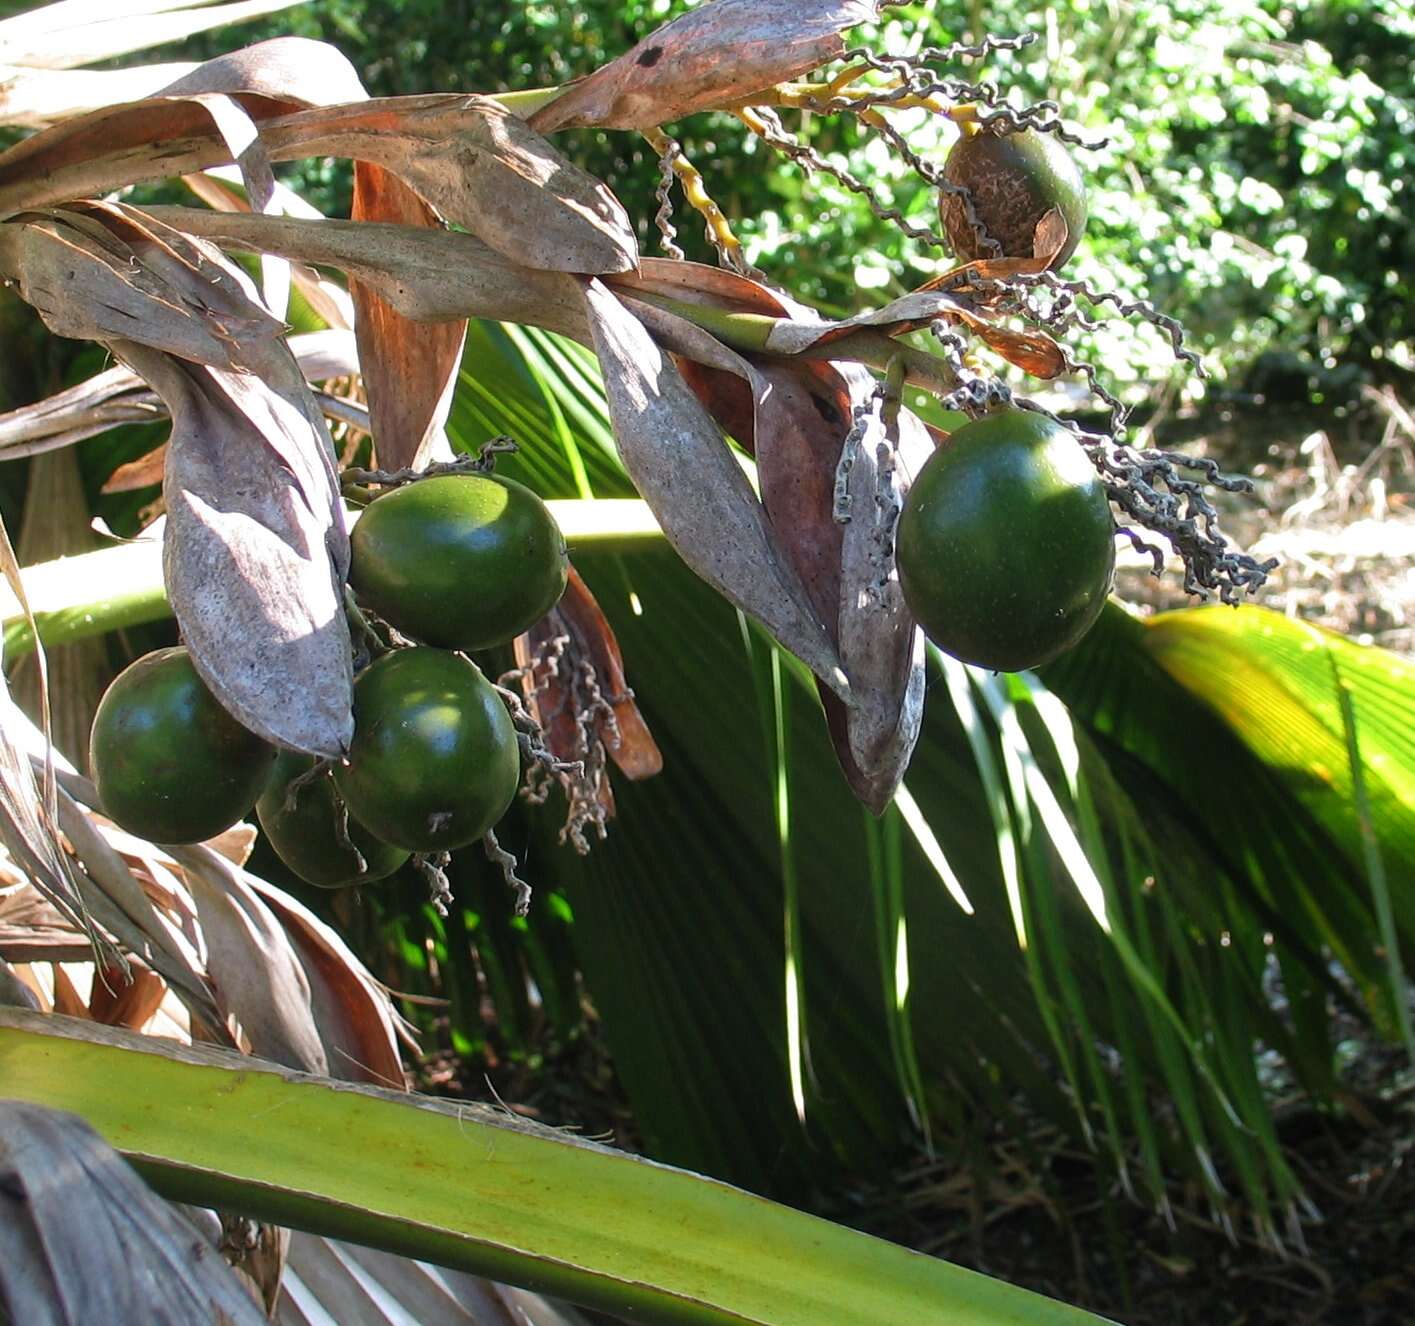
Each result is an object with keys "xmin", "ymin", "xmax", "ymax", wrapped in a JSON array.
[
  {"xmin": 344, "ymin": 586, "xmax": 392, "ymax": 664},
  {"xmin": 283, "ymin": 757, "xmax": 337, "ymax": 813}
]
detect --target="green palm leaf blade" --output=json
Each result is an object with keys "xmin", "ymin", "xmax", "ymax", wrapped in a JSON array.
[
  {"xmin": 528, "ymin": 548, "xmax": 1076, "ymax": 1193},
  {"xmin": 1041, "ymin": 603, "xmax": 1414, "ymax": 1040},
  {"xmin": 1146, "ymin": 606, "xmax": 1414, "ymax": 909},
  {"xmin": 0, "ymin": 1011, "xmax": 1110, "ymax": 1326}
]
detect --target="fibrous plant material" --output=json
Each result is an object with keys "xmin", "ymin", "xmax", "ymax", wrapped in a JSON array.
[{"xmin": 512, "ymin": 566, "xmax": 663, "ymax": 853}]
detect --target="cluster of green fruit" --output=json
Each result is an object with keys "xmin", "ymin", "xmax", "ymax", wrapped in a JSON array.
[
  {"xmin": 894, "ymin": 125, "xmax": 1115, "ymax": 673},
  {"xmin": 89, "ymin": 473, "xmax": 568, "ymax": 885}
]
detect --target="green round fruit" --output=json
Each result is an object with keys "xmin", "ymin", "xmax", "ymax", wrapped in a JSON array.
[
  {"xmin": 348, "ymin": 473, "xmax": 568, "ymax": 650},
  {"xmin": 257, "ymin": 750, "xmax": 410, "ymax": 888},
  {"xmin": 940, "ymin": 127, "xmax": 1087, "ymax": 270},
  {"xmin": 333, "ymin": 648, "xmax": 520, "ymax": 852},
  {"xmin": 896, "ymin": 410, "xmax": 1115, "ymax": 672},
  {"xmin": 89, "ymin": 646, "xmax": 277, "ymax": 843}
]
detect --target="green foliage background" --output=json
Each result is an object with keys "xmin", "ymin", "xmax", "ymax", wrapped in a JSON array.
[{"xmin": 184, "ymin": 0, "xmax": 1415, "ymax": 397}]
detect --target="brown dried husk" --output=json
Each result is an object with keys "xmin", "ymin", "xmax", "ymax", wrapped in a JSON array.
[{"xmin": 529, "ymin": 0, "xmax": 881, "ymax": 133}]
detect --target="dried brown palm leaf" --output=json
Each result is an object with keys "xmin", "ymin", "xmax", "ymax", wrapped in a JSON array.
[
  {"xmin": 528, "ymin": 0, "xmax": 882, "ymax": 133},
  {"xmin": 166, "ymin": 842, "xmax": 331, "ymax": 1073},
  {"xmin": 10, "ymin": 741, "xmax": 404, "ymax": 1084},
  {"xmin": 142, "ymin": 340, "xmax": 355, "ymax": 757},
  {"xmin": 0, "ymin": 62, "xmax": 199, "ymax": 129},
  {"xmin": 0, "ymin": 329, "xmax": 358, "ymax": 463},
  {"xmin": 581, "ymin": 277, "xmax": 848, "ymax": 699},
  {"xmin": 279, "ymin": 1232, "xmax": 596, "ymax": 1326},
  {"xmin": 246, "ymin": 875, "xmax": 408, "ymax": 1087},
  {"xmin": 10, "ymin": 201, "xmax": 357, "ymax": 755},
  {"xmin": 0, "ymin": 1100, "xmax": 268, "ymax": 1326},
  {"xmin": 182, "ymin": 168, "xmax": 356, "ymax": 329},
  {"xmin": 0, "ymin": 519, "xmax": 95, "ymax": 948},
  {"xmin": 607, "ymin": 261, "xmax": 931, "ymax": 808},
  {"xmin": 0, "ymin": 89, "xmax": 639, "ymax": 275},
  {"xmin": 136, "ymin": 203, "xmax": 590, "ymax": 337},
  {"xmin": 349, "ymin": 161, "xmax": 465, "ymax": 470},
  {"xmin": 514, "ymin": 566, "xmax": 663, "ymax": 848}
]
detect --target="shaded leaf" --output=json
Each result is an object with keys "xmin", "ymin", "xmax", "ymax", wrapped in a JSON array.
[
  {"xmin": 280, "ymin": 1233, "xmax": 594, "ymax": 1326},
  {"xmin": 751, "ymin": 360, "xmax": 847, "ymax": 627},
  {"xmin": 528, "ymin": 0, "xmax": 881, "ymax": 133},
  {"xmin": 0, "ymin": 957, "xmax": 41, "ymax": 1010},
  {"xmin": 581, "ymin": 277, "xmax": 847, "ymax": 698},
  {"xmin": 0, "ymin": 1099, "xmax": 266, "ymax": 1326},
  {"xmin": 246, "ymin": 874, "xmax": 407, "ymax": 1088},
  {"xmin": 167, "ymin": 842, "xmax": 330, "ymax": 1074},
  {"xmin": 350, "ymin": 160, "xmax": 466, "ymax": 470}
]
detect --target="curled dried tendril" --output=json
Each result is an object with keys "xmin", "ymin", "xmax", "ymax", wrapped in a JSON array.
[
  {"xmin": 653, "ymin": 29, "xmax": 1106, "ymax": 274},
  {"xmin": 412, "ymin": 850, "xmax": 454, "ymax": 916},
  {"xmin": 642, "ymin": 125, "xmax": 762, "ymax": 277},
  {"xmin": 1082, "ymin": 440, "xmax": 1279, "ymax": 603},
  {"xmin": 483, "ymin": 830, "xmax": 532, "ymax": 918},
  {"xmin": 503, "ymin": 631, "xmax": 629, "ymax": 856}
]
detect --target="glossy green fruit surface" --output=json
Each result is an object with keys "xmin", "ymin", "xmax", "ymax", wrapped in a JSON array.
[
  {"xmin": 940, "ymin": 128, "xmax": 1087, "ymax": 270},
  {"xmin": 333, "ymin": 648, "xmax": 520, "ymax": 852},
  {"xmin": 257, "ymin": 750, "xmax": 410, "ymax": 888},
  {"xmin": 896, "ymin": 410, "xmax": 1115, "ymax": 672},
  {"xmin": 89, "ymin": 647, "xmax": 276, "ymax": 843},
  {"xmin": 348, "ymin": 473, "xmax": 568, "ymax": 650}
]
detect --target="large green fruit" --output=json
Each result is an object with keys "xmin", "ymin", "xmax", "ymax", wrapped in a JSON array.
[
  {"xmin": 896, "ymin": 410, "xmax": 1115, "ymax": 672},
  {"xmin": 89, "ymin": 647, "xmax": 276, "ymax": 843},
  {"xmin": 333, "ymin": 648, "xmax": 520, "ymax": 852},
  {"xmin": 348, "ymin": 473, "xmax": 568, "ymax": 650},
  {"xmin": 257, "ymin": 750, "xmax": 409, "ymax": 888},
  {"xmin": 939, "ymin": 127, "xmax": 1087, "ymax": 270}
]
